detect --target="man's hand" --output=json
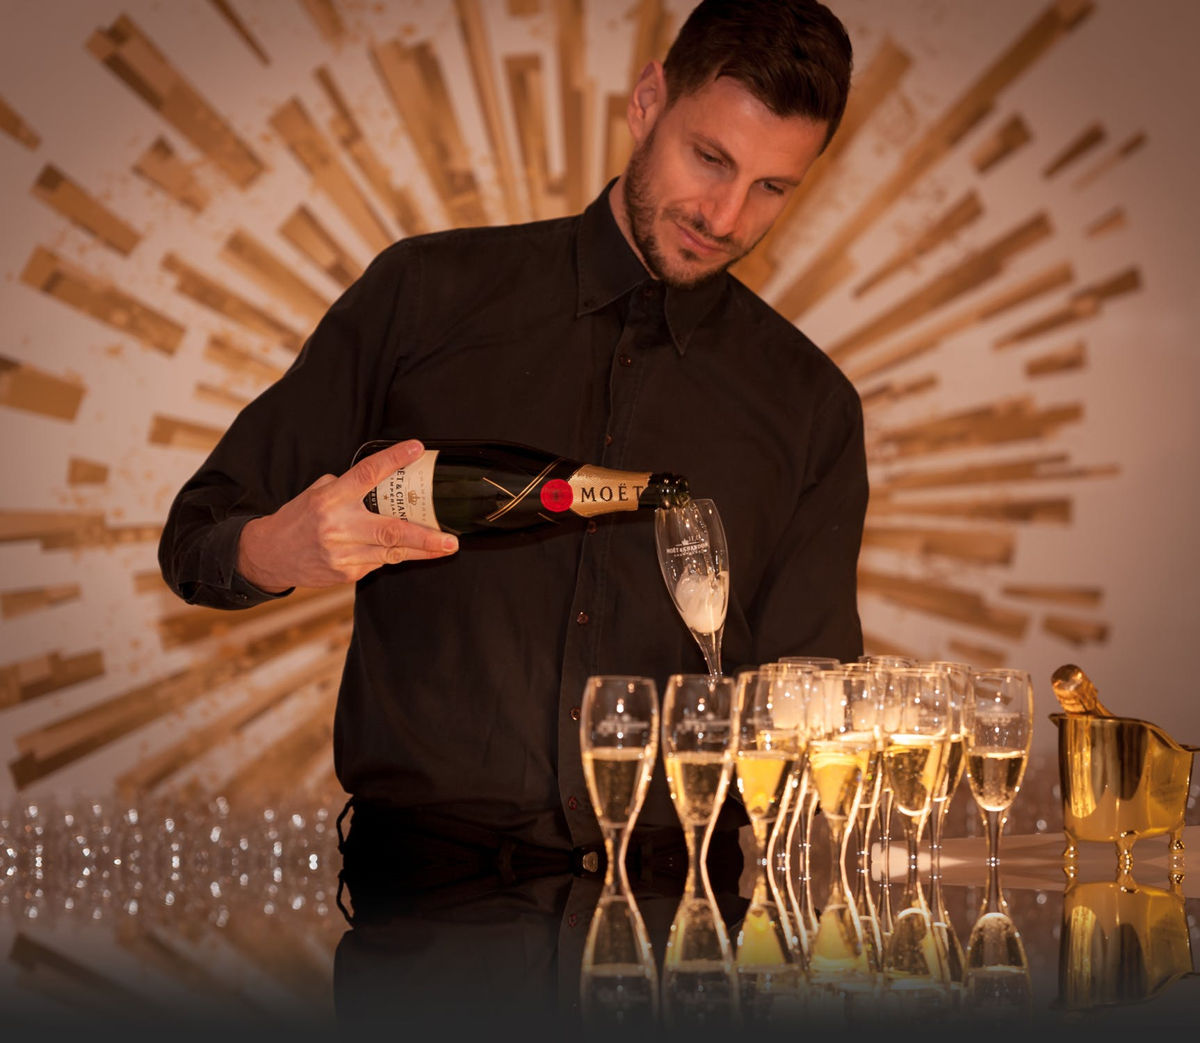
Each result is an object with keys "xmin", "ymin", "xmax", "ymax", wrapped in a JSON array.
[{"xmin": 236, "ymin": 439, "xmax": 459, "ymax": 592}]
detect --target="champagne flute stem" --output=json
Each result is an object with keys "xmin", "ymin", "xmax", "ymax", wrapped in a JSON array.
[
  {"xmin": 984, "ymin": 807, "xmax": 1004, "ymax": 867},
  {"xmin": 602, "ymin": 825, "xmax": 631, "ymax": 895},
  {"xmin": 684, "ymin": 822, "xmax": 711, "ymax": 901},
  {"xmin": 905, "ymin": 816, "xmax": 921, "ymax": 891},
  {"xmin": 930, "ymin": 799, "xmax": 947, "ymax": 878}
]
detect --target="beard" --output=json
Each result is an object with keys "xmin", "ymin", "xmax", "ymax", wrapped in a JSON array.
[{"xmin": 623, "ymin": 126, "xmax": 758, "ymax": 290}]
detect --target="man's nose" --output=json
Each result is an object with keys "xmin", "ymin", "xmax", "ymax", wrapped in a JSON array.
[{"xmin": 700, "ymin": 183, "xmax": 745, "ymax": 240}]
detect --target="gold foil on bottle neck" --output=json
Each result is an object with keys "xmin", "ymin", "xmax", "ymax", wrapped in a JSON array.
[{"xmin": 567, "ymin": 465, "xmax": 652, "ymax": 517}]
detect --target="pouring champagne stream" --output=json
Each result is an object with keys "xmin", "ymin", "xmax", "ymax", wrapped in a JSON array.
[{"xmin": 655, "ymin": 499, "xmax": 730, "ymax": 678}]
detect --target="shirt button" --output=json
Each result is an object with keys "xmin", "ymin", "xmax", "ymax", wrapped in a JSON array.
[
  {"xmin": 576, "ymin": 611, "xmax": 589, "ymax": 625},
  {"xmin": 618, "ymin": 353, "xmax": 633, "ymax": 367},
  {"xmin": 570, "ymin": 706, "xmax": 580, "ymax": 721},
  {"xmin": 567, "ymin": 795, "xmax": 579, "ymax": 811},
  {"xmin": 642, "ymin": 284, "xmax": 656, "ymax": 298},
  {"xmin": 585, "ymin": 520, "xmax": 597, "ymax": 535},
  {"xmin": 581, "ymin": 851, "xmax": 600, "ymax": 873},
  {"xmin": 604, "ymin": 434, "xmax": 613, "ymax": 446},
  {"xmin": 568, "ymin": 913, "xmax": 579, "ymax": 927}
]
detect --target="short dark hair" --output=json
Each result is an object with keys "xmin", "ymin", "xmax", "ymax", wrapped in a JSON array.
[{"xmin": 662, "ymin": 0, "xmax": 853, "ymax": 150}]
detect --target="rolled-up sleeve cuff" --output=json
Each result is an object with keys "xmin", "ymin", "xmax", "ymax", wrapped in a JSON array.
[{"xmin": 180, "ymin": 515, "xmax": 294, "ymax": 608}]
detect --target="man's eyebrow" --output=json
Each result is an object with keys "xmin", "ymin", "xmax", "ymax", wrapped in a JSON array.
[{"xmin": 692, "ymin": 133, "xmax": 802, "ymax": 187}]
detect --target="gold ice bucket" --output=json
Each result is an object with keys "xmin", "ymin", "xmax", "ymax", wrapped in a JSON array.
[
  {"xmin": 1058, "ymin": 878, "xmax": 1195, "ymax": 1010},
  {"xmin": 1051, "ymin": 711, "xmax": 1197, "ymax": 871}
]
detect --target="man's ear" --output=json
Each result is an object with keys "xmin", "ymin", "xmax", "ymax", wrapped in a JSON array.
[{"xmin": 627, "ymin": 60, "xmax": 667, "ymax": 145}]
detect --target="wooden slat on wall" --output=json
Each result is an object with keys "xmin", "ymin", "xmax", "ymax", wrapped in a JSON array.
[
  {"xmin": 269, "ymin": 97, "xmax": 394, "ymax": 253},
  {"xmin": 1072, "ymin": 131, "xmax": 1146, "ymax": 189},
  {"xmin": 506, "ymin": 54, "xmax": 565, "ymax": 220},
  {"xmin": 555, "ymin": 0, "xmax": 590, "ymax": 212},
  {"xmin": 203, "ymin": 334, "xmax": 286, "ymax": 386},
  {"xmin": 314, "ymin": 66, "xmax": 428, "ymax": 236},
  {"xmin": 828, "ymin": 212, "xmax": 1053, "ymax": 364},
  {"xmin": 971, "ymin": 114, "xmax": 1032, "ymax": 174},
  {"xmin": 207, "ymin": 0, "xmax": 270, "ymax": 64},
  {"xmin": 0, "ymin": 510, "xmax": 159, "ymax": 550},
  {"xmin": 31, "ymin": 165, "xmax": 142, "ymax": 254},
  {"xmin": 115, "ymin": 646, "xmax": 345, "ymax": 797},
  {"xmin": 371, "ymin": 39, "xmax": 488, "ymax": 227},
  {"xmin": 279, "ymin": 206, "xmax": 362, "ymax": 289},
  {"xmin": 845, "ymin": 263, "xmax": 1074, "ymax": 385},
  {"xmin": 0, "ymin": 650, "xmax": 105, "ymax": 709},
  {"xmin": 947, "ymin": 639, "xmax": 1008, "ymax": 668},
  {"xmin": 0, "ymin": 93, "xmax": 40, "ymax": 147},
  {"xmin": 21, "ymin": 247, "xmax": 185, "ymax": 355},
  {"xmin": 771, "ymin": 0, "xmax": 1093, "ymax": 319},
  {"xmin": 87, "ymin": 15, "xmax": 265, "ymax": 188},
  {"xmin": 868, "ymin": 495, "xmax": 1073, "ymax": 524},
  {"xmin": 220, "ymin": 229, "xmax": 331, "ymax": 327},
  {"xmin": 1044, "ymin": 615, "xmax": 1109, "ymax": 644},
  {"xmin": 455, "ymin": 0, "xmax": 523, "ymax": 222},
  {"xmin": 148, "ymin": 413, "xmax": 225, "ymax": 452},
  {"xmin": 1, "ymin": 584, "xmax": 81, "ymax": 619},
  {"xmin": 874, "ymin": 397, "xmax": 1083, "ymax": 458},
  {"xmin": 8, "ymin": 601, "xmax": 354, "ymax": 789},
  {"xmin": 133, "ymin": 137, "xmax": 211, "ymax": 213},
  {"xmin": 1003, "ymin": 584, "xmax": 1102, "ymax": 605},
  {"xmin": 1043, "ymin": 122, "xmax": 1105, "ymax": 177},
  {"xmin": 162, "ymin": 252, "xmax": 303, "ymax": 352},
  {"xmin": 876, "ymin": 452, "xmax": 1119, "ymax": 491},
  {"xmin": 1026, "ymin": 340, "xmax": 1086, "ymax": 377},
  {"xmin": 862, "ymin": 525, "xmax": 1015, "ymax": 565},
  {"xmin": 299, "ymin": 0, "xmax": 346, "ymax": 42},
  {"xmin": 68, "ymin": 457, "xmax": 108, "ymax": 484},
  {"xmin": 853, "ymin": 192, "xmax": 984, "ymax": 298},
  {"xmin": 859, "ymin": 567, "xmax": 1030, "ymax": 638},
  {"xmin": 994, "ymin": 267, "xmax": 1141, "ymax": 347},
  {"xmin": 0, "ymin": 355, "xmax": 85, "ymax": 421}
]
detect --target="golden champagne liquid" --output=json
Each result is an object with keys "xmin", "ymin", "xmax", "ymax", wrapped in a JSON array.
[
  {"xmin": 582, "ymin": 747, "xmax": 650, "ymax": 826},
  {"xmin": 664, "ymin": 751, "xmax": 729, "ymax": 826},
  {"xmin": 735, "ymin": 750, "xmax": 793, "ymax": 821},
  {"xmin": 808, "ymin": 740, "xmax": 872, "ymax": 822},
  {"xmin": 934, "ymin": 734, "xmax": 965, "ymax": 803},
  {"xmin": 966, "ymin": 748, "xmax": 1028, "ymax": 811},
  {"xmin": 736, "ymin": 904, "xmax": 788, "ymax": 968},
  {"xmin": 884, "ymin": 735, "xmax": 944, "ymax": 818}
]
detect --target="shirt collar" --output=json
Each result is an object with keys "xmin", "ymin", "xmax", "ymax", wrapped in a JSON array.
[{"xmin": 576, "ymin": 181, "xmax": 728, "ymax": 356}]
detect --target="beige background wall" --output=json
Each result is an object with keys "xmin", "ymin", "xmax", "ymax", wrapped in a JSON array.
[{"xmin": 2, "ymin": 0, "xmax": 1198, "ymax": 807}]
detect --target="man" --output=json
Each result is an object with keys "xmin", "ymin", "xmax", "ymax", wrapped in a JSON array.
[{"xmin": 159, "ymin": 0, "xmax": 865, "ymax": 904}]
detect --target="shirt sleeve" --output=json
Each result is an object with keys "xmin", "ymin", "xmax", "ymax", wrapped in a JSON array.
[
  {"xmin": 745, "ymin": 378, "xmax": 869, "ymax": 664},
  {"xmin": 157, "ymin": 241, "xmax": 417, "ymax": 609}
]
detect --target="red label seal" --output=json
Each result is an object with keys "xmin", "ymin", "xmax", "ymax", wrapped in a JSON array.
[{"xmin": 540, "ymin": 479, "xmax": 573, "ymax": 512}]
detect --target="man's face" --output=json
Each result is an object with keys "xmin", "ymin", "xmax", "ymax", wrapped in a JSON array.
[{"xmin": 621, "ymin": 75, "xmax": 828, "ymax": 289}]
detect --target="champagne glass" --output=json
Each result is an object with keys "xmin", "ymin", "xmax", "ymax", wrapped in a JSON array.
[
  {"xmin": 580, "ymin": 886, "xmax": 658, "ymax": 1032},
  {"xmin": 806, "ymin": 668, "xmax": 877, "ymax": 910},
  {"xmin": 964, "ymin": 866, "xmax": 1031, "ymax": 1019},
  {"xmin": 923, "ymin": 661, "xmax": 970, "ymax": 879},
  {"xmin": 881, "ymin": 666, "xmax": 951, "ymax": 889},
  {"xmin": 963, "ymin": 669, "xmax": 1033, "ymax": 865},
  {"xmin": 654, "ymin": 499, "xmax": 730, "ymax": 677},
  {"xmin": 661, "ymin": 890, "xmax": 739, "ymax": 1030},
  {"xmin": 580, "ymin": 676, "xmax": 659, "ymax": 895},
  {"xmin": 734, "ymin": 669, "xmax": 802, "ymax": 893},
  {"xmin": 661, "ymin": 673, "xmax": 737, "ymax": 902}
]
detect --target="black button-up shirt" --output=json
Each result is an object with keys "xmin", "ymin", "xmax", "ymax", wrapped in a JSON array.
[{"xmin": 158, "ymin": 184, "xmax": 868, "ymax": 852}]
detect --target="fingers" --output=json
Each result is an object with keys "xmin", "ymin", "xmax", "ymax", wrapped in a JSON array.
[
  {"xmin": 378, "ymin": 518, "xmax": 459, "ymax": 565},
  {"xmin": 345, "ymin": 439, "xmax": 426, "ymax": 495}
]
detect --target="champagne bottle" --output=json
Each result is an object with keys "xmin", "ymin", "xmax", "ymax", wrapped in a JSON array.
[
  {"xmin": 1051, "ymin": 663, "xmax": 1114, "ymax": 716},
  {"xmin": 354, "ymin": 439, "xmax": 690, "ymax": 535}
]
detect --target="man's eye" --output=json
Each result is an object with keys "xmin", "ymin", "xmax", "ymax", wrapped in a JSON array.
[
  {"xmin": 696, "ymin": 149, "xmax": 720, "ymax": 165},
  {"xmin": 762, "ymin": 182, "xmax": 785, "ymax": 196}
]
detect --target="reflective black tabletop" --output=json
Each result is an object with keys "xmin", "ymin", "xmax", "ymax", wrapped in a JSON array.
[{"xmin": 2, "ymin": 798, "xmax": 1198, "ymax": 1037}]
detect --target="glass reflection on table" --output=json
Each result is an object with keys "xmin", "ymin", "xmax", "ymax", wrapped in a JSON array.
[{"xmin": 2, "ymin": 796, "xmax": 1198, "ymax": 1032}]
